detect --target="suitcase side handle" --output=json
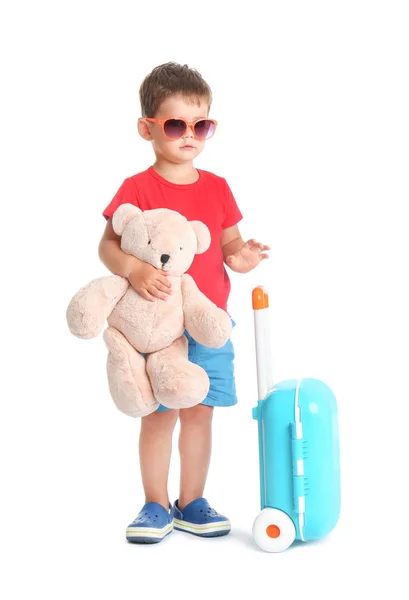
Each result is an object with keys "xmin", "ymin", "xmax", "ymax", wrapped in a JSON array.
[{"xmin": 252, "ymin": 286, "xmax": 273, "ymax": 400}]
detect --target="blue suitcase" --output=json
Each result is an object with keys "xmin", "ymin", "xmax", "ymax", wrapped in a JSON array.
[{"xmin": 251, "ymin": 287, "xmax": 341, "ymax": 552}]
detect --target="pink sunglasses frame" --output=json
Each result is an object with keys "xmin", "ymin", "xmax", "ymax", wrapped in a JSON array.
[{"xmin": 144, "ymin": 117, "xmax": 218, "ymax": 141}]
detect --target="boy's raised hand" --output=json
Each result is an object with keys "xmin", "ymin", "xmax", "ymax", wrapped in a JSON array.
[
  {"xmin": 225, "ymin": 239, "xmax": 270, "ymax": 274},
  {"xmin": 128, "ymin": 262, "xmax": 172, "ymax": 302}
]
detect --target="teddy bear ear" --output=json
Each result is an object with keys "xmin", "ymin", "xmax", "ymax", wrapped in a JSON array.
[
  {"xmin": 112, "ymin": 204, "xmax": 142, "ymax": 235},
  {"xmin": 189, "ymin": 220, "xmax": 211, "ymax": 254}
]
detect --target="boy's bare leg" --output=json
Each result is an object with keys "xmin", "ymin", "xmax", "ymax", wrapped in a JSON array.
[
  {"xmin": 178, "ymin": 404, "xmax": 214, "ymax": 509},
  {"xmin": 139, "ymin": 409, "xmax": 179, "ymax": 509}
]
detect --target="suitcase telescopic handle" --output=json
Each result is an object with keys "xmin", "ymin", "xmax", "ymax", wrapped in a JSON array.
[{"xmin": 252, "ymin": 287, "xmax": 273, "ymax": 401}]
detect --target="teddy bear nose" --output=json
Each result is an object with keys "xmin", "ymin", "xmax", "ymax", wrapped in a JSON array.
[{"xmin": 161, "ymin": 254, "xmax": 170, "ymax": 264}]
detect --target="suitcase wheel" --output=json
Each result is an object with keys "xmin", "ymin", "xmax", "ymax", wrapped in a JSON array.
[{"xmin": 252, "ymin": 508, "xmax": 296, "ymax": 552}]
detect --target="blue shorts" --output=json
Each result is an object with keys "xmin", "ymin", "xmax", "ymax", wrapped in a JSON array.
[{"xmin": 156, "ymin": 324, "xmax": 237, "ymax": 412}]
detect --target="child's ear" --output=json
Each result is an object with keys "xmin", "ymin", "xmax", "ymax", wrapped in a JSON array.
[
  {"xmin": 138, "ymin": 118, "xmax": 153, "ymax": 141},
  {"xmin": 189, "ymin": 220, "xmax": 211, "ymax": 254},
  {"xmin": 112, "ymin": 204, "xmax": 142, "ymax": 235}
]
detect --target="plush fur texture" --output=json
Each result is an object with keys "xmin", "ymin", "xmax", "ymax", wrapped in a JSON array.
[{"xmin": 67, "ymin": 205, "xmax": 232, "ymax": 418}]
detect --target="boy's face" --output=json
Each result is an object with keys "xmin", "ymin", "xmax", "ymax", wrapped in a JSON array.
[{"xmin": 138, "ymin": 95, "xmax": 210, "ymax": 164}]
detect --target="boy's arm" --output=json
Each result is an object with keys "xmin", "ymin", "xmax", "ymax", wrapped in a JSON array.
[
  {"xmin": 221, "ymin": 224, "xmax": 270, "ymax": 274},
  {"xmin": 221, "ymin": 224, "xmax": 245, "ymax": 259},
  {"xmin": 98, "ymin": 219, "xmax": 172, "ymax": 301},
  {"xmin": 99, "ymin": 218, "xmax": 140, "ymax": 278}
]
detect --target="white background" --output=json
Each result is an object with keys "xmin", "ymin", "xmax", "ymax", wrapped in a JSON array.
[{"xmin": 1, "ymin": 1, "xmax": 408, "ymax": 598}]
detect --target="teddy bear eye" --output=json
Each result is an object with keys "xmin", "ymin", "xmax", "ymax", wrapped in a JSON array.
[
  {"xmin": 180, "ymin": 247, "xmax": 183, "ymax": 251},
  {"xmin": 148, "ymin": 240, "xmax": 151, "ymax": 245}
]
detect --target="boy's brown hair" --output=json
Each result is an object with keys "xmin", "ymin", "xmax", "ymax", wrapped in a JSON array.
[{"xmin": 139, "ymin": 62, "xmax": 212, "ymax": 117}]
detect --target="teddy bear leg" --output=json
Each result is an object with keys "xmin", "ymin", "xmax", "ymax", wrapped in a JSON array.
[
  {"xmin": 146, "ymin": 336, "xmax": 210, "ymax": 409},
  {"xmin": 103, "ymin": 327, "xmax": 159, "ymax": 418}
]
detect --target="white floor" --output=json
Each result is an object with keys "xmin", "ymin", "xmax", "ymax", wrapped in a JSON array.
[{"xmin": 5, "ymin": 506, "xmax": 403, "ymax": 599}]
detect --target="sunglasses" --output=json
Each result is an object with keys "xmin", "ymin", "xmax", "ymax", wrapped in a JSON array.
[{"xmin": 145, "ymin": 117, "xmax": 217, "ymax": 141}]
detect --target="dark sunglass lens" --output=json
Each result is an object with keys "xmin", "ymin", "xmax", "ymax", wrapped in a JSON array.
[
  {"xmin": 163, "ymin": 119, "xmax": 187, "ymax": 139},
  {"xmin": 194, "ymin": 120, "xmax": 215, "ymax": 140}
]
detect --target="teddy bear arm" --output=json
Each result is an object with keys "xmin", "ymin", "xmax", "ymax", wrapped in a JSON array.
[
  {"xmin": 67, "ymin": 275, "xmax": 129, "ymax": 339},
  {"xmin": 181, "ymin": 274, "xmax": 232, "ymax": 349}
]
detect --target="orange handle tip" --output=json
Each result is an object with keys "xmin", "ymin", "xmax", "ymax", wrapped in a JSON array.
[{"xmin": 252, "ymin": 286, "xmax": 269, "ymax": 310}]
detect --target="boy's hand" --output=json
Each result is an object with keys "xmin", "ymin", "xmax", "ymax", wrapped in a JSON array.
[
  {"xmin": 225, "ymin": 239, "xmax": 270, "ymax": 274},
  {"xmin": 128, "ymin": 262, "xmax": 172, "ymax": 302}
]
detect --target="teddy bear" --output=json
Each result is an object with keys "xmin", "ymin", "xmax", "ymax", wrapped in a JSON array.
[{"xmin": 66, "ymin": 204, "xmax": 232, "ymax": 418}]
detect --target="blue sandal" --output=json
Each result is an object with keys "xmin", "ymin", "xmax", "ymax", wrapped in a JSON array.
[
  {"xmin": 173, "ymin": 498, "xmax": 231, "ymax": 537},
  {"xmin": 126, "ymin": 502, "xmax": 174, "ymax": 544}
]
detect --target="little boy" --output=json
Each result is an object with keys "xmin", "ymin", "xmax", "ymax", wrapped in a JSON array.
[{"xmin": 99, "ymin": 62, "xmax": 269, "ymax": 543}]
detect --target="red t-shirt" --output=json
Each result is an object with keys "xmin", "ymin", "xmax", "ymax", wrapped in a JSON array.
[{"xmin": 103, "ymin": 166, "xmax": 243, "ymax": 312}]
